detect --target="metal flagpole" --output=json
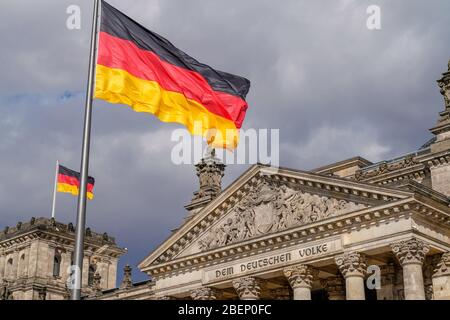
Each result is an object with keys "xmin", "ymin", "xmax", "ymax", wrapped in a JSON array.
[
  {"xmin": 71, "ymin": 0, "xmax": 100, "ymax": 300},
  {"xmin": 51, "ymin": 160, "xmax": 59, "ymax": 219}
]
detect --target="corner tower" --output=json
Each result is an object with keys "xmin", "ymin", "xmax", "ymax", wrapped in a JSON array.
[{"xmin": 0, "ymin": 217, "xmax": 126, "ymax": 300}]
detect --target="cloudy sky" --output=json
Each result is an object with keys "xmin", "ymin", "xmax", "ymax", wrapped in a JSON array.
[{"xmin": 0, "ymin": 0, "xmax": 449, "ymax": 284}]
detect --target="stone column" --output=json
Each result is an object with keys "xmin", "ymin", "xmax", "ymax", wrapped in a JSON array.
[
  {"xmin": 190, "ymin": 287, "xmax": 223, "ymax": 300},
  {"xmin": 391, "ymin": 237, "xmax": 429, "ymax": 300},
  {"xmin": 432, "ymin": 252, "xmax": 450, "ymax": 300},
  {"xmin": 283, "ymin": 264, "xmax": 315, "ymax": 300},
  {"xmin": 232, "ymin": 276, "xmax": 262, "ymax": 300},
  {"xmin": 322, "ymin": 276, "xmax": 346, "ymax": 300},
  {"xmin": 335, "ymin": 252, "xmax": 367, "ymax": 300}
]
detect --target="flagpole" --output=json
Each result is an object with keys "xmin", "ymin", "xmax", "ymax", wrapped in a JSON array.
[
  {"xmin": 51, "ymin": 160, "xmax": 59, "ymax": 219},
  {"xmin": 71, "ymin": 0, "xmax": 100, "ymax": 300}
]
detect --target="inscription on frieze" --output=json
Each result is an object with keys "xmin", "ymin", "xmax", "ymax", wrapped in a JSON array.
[{"xmin": 203, "ymin": 239, "xmax": 341, "ymax": 285}]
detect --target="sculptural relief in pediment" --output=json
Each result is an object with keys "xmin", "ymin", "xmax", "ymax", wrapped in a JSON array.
[{"xmin": 198, "ymin": 180, "xmax": 366, "ymax": 251}]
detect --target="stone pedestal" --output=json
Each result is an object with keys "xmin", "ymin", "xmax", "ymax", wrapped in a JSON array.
[
  {"xmin": 232, "ymin": 276, "xmax": 262, "ymax": 300},
  {"xmin": 432, "ymin": 252, "xmax": 450, "ymax": 300},
  {"xmin": 283, "ymin": 264, "xmax": 315, "ymax": 300},
  {"xmin": 391, "ymin": 237, "xmax": 429, "ymax": 300},
  {"xmin": 190, "ymin": 287, "xmax": 222, "ymax": 300},
  {"xmin": 335, "ymin": 252, "xmax": 367, "ymax": 300}
]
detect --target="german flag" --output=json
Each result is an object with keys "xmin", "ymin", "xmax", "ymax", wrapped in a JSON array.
[
  {"xmin": 95, "ymin": 1, "xmax": 251, "ymax": 149},
  {"xmin": 57, "ymin": 165, "xmax": 95, "ymax": 200}
]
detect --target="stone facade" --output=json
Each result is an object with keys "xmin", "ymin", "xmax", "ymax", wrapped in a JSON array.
[
  {"xmin": 0, "ymin": 218, "xmax": 126, "ymax": 300},
  {"xmin": 4, "ymin": 60, "xmax": 450, "ymax": 301}
]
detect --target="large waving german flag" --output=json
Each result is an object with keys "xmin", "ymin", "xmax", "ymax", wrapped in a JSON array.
[
  {"xmin": 95, "ymin": 1, "xmax": 251, "ymax": 149},
  {"xmin": 57, "ymin": 165, "xmax": 95, "ymax": 200}
]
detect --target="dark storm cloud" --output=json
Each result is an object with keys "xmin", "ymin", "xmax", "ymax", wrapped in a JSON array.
[{"xmin": 0, "ymin": 0, "xmax": 449, "ymax": 282}]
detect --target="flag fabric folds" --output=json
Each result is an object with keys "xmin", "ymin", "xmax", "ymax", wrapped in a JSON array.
[
  {"xmin": 95, "ymin": 1, "xmax": 251, "ymax": 149},
  {"xmin": 57, "ymin": 165, "xmax": 95, "ymax": 200}
]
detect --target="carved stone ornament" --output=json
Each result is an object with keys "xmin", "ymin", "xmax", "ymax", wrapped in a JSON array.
[
  {"xmin": 192, "ymin": 148, "xmax": 225, "ymax": 201},
  {"xmin": 198, "ymin": 178, "xmax": 365, "ymax": 251},
  {"xmin": 437, "ymin": 62, "xmax": 450, "ymax": 110},
  {"xmin": 355, "ymin": 154, "xmax": 418, "ymax": 181},
  {"xmin": 232, "ymin": 276, "xmax": 262, "ymax": 300},
  {"xmin": 335, "ymin": 252, "xmax": 367, "ymax": 278},
  {"xmin": 433, "ymin": 252, "xmax": 450, "ymax": 277},
  {"xmin": 190, "ymin": 287, "xmax": 222, "ymax": 300},
  {"xmin": 283, "ymin": 265, "xmax": 316, "ymax": 289},
  {"xmin": 391, "ymin": 237, "xmax": 430, "ymax": 266},
  {"xmin": 120, "ymin": 264, "xmax": 133, "ymax": 290},
  {"xmin": 92, "ymin": 272, "xmax": 103, "ymax": 296}
]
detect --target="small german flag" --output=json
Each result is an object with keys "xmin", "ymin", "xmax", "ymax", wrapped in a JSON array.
[
  {"xmin": 95, "ymin": 1, "xmax": 251, "ymax": 149},
  {"xmin": 57, "ymin": 165, "xmax": 95, "ymax": 200}
]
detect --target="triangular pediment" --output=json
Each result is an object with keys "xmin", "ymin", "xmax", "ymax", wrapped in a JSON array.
[{"xmin": 139, "ymin": 165, "xmax": 413, "ymax": 272}]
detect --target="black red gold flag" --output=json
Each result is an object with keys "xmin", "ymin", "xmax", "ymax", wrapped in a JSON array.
[
  {"xmin": 95, "ymin": 1, "xmax": 251, "ymax": 149},
  {"xmin": 57, "ymin": 165, "xmax": 95, "ymax": 200}
]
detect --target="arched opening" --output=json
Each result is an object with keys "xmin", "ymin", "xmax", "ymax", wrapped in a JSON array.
[
  {"xmin": 53, "ymin": 252, "xmax": 61, "ymax": 277},
  {"xmin": 6, "ymin": 258, "xmax": 13, "ymax": 279},
  {"xmin": 19, "ymin": 253, "xmax": 26, "ymax": 277}
]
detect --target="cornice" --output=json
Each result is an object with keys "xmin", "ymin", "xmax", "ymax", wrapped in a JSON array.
[
  {"xmin": 312, "ymin": 156, "xmax": 373, "ymax": 175},
  {"xmin": 0, "ymin": 229, "xmax": 126, "ymax": 257},
  {"xmin": 361, "ymin": 165, "xmax": 428, "ymax": 185}
]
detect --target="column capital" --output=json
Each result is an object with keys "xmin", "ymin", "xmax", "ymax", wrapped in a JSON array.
[
  {"xmin": 391, "ymin": 237, "xmax": 430, "ymax": 266},
  {"xmin": 232, "ymin": 276, "xmax": 262, "ymax": 300},
  {"xmin": 433, "ymin": 252, "xmax": 450, "ymax": 278},
  {"xmin": 335, "ymin": 251, "xmax": 367, "ymax": 278},
  {"xmin": 283, "ymin": 264, "xmax": 316, "ymax": 289},
  {"xmin": 190, "ymin": 287, "xmax": 222, "ymax": 300}
]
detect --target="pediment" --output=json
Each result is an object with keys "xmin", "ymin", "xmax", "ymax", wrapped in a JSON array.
[
  {"xmin": 195, "ymin": 178, "xmax": 367, "ymax": 253},
  {"xmin": 139, "ymin": 165, "xmax": 413, "ymax": 272}
]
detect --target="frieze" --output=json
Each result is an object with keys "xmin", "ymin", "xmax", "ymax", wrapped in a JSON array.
[{"xmin": 198, "ymin": 179, "xmax": 365, "ymax": 251}]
